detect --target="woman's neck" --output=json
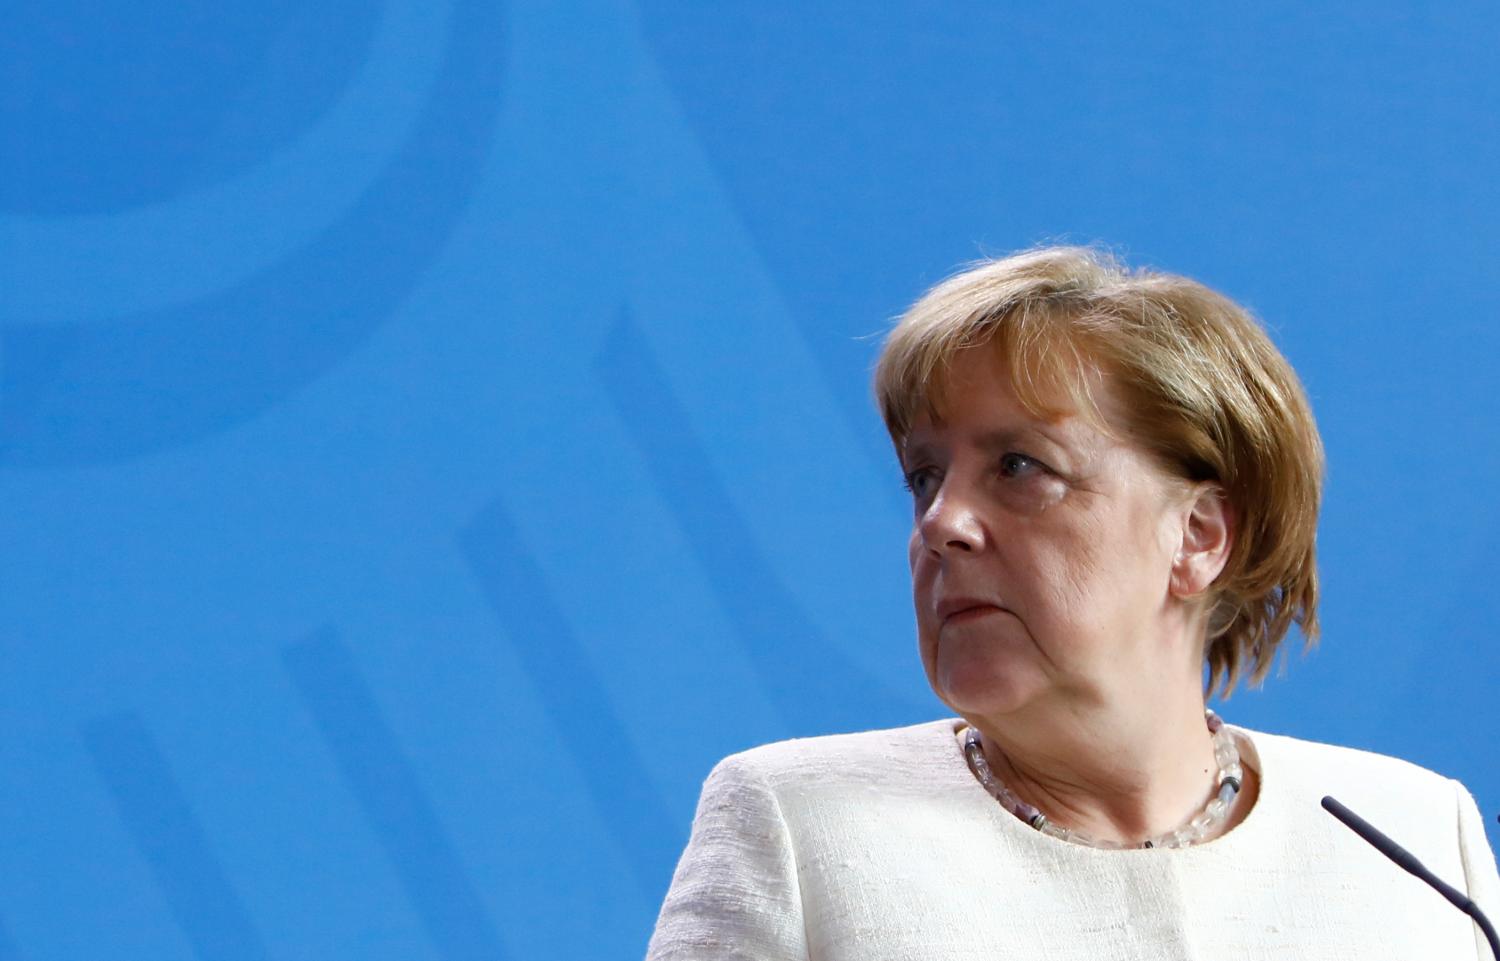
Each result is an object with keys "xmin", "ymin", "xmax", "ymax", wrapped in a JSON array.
[{"xmin": 968, "ymin": 689, "xmax": 1226, "ymax": 845}]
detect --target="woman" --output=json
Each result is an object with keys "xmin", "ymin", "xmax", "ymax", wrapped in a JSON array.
[{"xmin": 645, "ymin": 247, "xmax": 1499, "ymax": 960}]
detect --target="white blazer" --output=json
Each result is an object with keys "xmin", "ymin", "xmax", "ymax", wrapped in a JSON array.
[{"xmin": 648, "ymin": 718, "xmax": 1500, "ymax": 960}]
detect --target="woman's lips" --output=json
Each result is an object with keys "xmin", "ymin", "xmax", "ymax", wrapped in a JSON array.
[{"xmin": 940, "ymin": 603, "xmax": 1004, "ymax": 626}]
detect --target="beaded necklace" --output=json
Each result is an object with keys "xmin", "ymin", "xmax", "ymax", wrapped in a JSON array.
[{"xmin": 961, "ymin": 710, "xmax": 1244, "ymax": 850}]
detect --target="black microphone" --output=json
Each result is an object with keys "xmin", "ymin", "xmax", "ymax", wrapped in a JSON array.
[{"xmin": 1322, "ymin": 795, "xmax": 1499, "ymax": 961}]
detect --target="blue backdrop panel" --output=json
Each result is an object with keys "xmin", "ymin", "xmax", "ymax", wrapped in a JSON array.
[{"xmin": 2, "ymin": 2, "xmax": 1496, "ymax": 958}]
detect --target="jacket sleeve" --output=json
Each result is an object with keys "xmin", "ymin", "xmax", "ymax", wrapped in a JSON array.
[
  {"xmin": 1455, "ymin": 779, "xmax": 1500, "ymax": 960},
  {"xmin": 646, "ymin": 755, "xmax": 810, "ymax": 961}
]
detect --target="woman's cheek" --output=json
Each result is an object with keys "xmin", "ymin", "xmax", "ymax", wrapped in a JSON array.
[{"xmin": 998, "ymin": 474, "xmax": 1069, "ymax": 516}]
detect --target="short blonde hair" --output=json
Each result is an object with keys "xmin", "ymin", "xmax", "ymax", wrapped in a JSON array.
[{"xmin": 875, "ymin": 246, "xmax": 1323, "ymax": 695}]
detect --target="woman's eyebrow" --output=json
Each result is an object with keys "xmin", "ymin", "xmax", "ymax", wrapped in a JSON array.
[
  {"xmin": 975, "ymin": 425, "xmax": 1075, "ymax": 455},
  {"xmin": 901, "ymin": 425, "xmax": 1079, "ymax": 466},
  {"xmin": 899, "ymin": 438, "xmax": 938, "ymax": 467}
]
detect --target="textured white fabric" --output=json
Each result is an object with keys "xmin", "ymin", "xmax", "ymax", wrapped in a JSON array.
[{"xmin": 647, "ymin": 718, "xmax": 1500, "ymax": 960}]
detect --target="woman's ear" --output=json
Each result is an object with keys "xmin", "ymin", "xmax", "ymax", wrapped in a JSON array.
[{"xmin": 1170, "ymin": 485, "xmax": 1234, "ymax": 599}]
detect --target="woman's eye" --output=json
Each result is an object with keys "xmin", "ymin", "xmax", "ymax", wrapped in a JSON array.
[
  {"xmin": 998, "ymin": 453, "xmax": 1042, "ymax": 478},
  {"xmin": 903, "ymin": 467, "xmax": 939, "ymax": 498}
]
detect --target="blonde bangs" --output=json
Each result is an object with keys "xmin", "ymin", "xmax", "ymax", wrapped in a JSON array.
[{"xmin": 877, "ymin": 262, "xmax": 1113, "ymax": 448}]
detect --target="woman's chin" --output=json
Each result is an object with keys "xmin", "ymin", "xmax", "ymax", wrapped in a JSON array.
[{"xmin": 933, "ymin": 658, "xmax": 1042, "ymax": 718}]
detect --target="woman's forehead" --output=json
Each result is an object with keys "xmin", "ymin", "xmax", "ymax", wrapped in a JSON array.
[{"xmin": 913, "ymin": 348, "xmax": 1120, "ymax": 443}]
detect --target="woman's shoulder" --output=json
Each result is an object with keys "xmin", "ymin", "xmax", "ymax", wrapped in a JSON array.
[
  {"xmin": 1240, "ymin": 725, "xmax": 1497, "ymax": 923},
  {"xmin": 709, "ymin": 717, "xmax": 963, "ymax": 794},
  {"xmin": 1240, "ymin": 725, "xmax": 1474, "ymax": 827},
  {"xmin": 1246, "ymin": 726, "xmax": 1455, "ymax": 784}
]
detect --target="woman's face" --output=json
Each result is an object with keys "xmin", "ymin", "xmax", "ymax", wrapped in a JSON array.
[{"xmin": 903, "ymin": 348, "xmax": 1194, "ymax": 721}]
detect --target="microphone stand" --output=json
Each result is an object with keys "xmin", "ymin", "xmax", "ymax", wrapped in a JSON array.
[{"xmin": 1323, "ymin": 796, "xmax": 1499, "ymax": 961}]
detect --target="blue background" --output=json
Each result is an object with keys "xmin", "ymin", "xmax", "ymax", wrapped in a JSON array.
[{"xmin": 3, "ymin": 2, "xmax": 1498, "ymax": 958}]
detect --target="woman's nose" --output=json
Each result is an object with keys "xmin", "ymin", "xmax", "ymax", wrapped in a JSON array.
[{"xmin": 917, "ymin": 485, "xmax": 986, "ymax": 555}]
